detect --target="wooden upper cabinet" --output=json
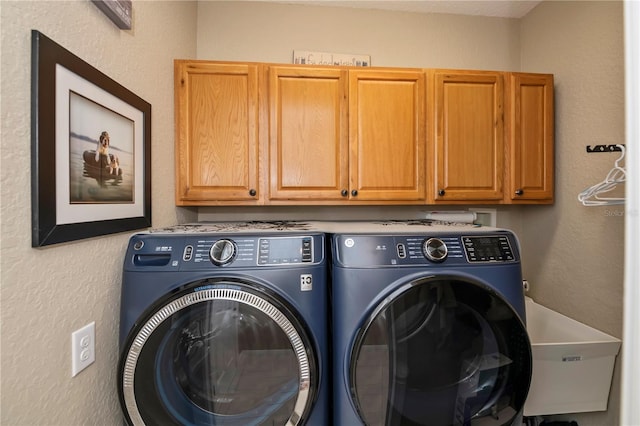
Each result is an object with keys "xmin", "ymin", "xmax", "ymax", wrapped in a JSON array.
[
  {"xmin": 349, "ymin": 69, "xmax": 426, "ymax": 202},
  {"xmin": 507, "ymin": 72, "xmax": 554, "ymax": 203},
  {"xmin": 174, "ymin": 61, "xmax": 260, "ymax": 205},
  {"xmin": 430, "ymin": 70, "xmax": 504, "ymax": 202},
  {"xmin": 173, "ymin": 60, "xmax": 553, "ymax": 206},
  {"xmin": 267, "ymin": 66, "xmax": 349, "ymax": 201},
  {"xmin": 268, "ymin": 66, "xmax": 426, "ymax": 203}
]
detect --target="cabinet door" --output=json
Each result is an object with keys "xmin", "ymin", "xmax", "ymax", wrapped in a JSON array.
[
  {"xmin": 267, "ymin": 66, "xmax": 349, "ymax": 201},
  {"xmin": 431, "ymin": 70, "xmax": 504, "ymax": 202},
  {"xmin": 507, "ymin": 73, "xmax": 554, "ymax": 203},
  {"xmin": 175, "ymin": 61, "xmax": 260, "ymax": 204},
  {"xmin": 349, "ymin": 69, "xmax": 426, "ymax": 202}
]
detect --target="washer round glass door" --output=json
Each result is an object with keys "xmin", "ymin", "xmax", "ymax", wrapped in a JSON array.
[
  {"xmin": 118, "ymin": 279, "xmax": 318, "ymax": 426},
  {"xmin": 350, "ymin": 277, "xmax": 531, "ymax": 426}
]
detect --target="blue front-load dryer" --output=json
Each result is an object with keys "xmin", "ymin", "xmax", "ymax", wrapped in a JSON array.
[
  {"xmin": 117, "ymin": 223, "xmax": 329, "ymax": 426},
  {"xmin": 331, "ymin": 225, "xmax": 532, "ymax": 426}
]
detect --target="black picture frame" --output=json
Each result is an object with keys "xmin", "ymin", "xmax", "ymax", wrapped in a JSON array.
[
  {"xmin": 92, "ymin": 0, "xmax": 132, "ymax": 30},
  {"xmin": 31, "ymin": 30, "xmax": 151, "ymax": 247}
]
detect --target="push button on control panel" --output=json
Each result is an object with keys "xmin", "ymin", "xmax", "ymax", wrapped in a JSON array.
[
  {"xmin": 183, "ymin": 245, "xmax": 193, "ymax": 261},
  {"xmin": 396, "ymin": 243, "xmax": 407, "ymax": 259},
  {"xmin": 302, "ymin": 237, "xmax": 312, "ymax": 262}
]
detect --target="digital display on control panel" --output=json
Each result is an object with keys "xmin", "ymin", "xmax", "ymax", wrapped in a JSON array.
[
  {"xmin": 463, "ymin": 236, "xmax": 515, "ymax": 262},
  {"xmin": 258, "ymin": 237, "xmax": 313, "ymax": 265}
]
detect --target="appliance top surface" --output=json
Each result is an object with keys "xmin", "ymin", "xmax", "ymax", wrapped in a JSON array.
[
  {"xmin": 140, "ymin": 219, "xmax": 503, "ymax": 236},
  {"xmin": 145, "ymin": 221, "xmax": 322, "ymax": 234},
  {"xmin": 314, "ymin": 220, "xmax": 492, "ymax": 235}
]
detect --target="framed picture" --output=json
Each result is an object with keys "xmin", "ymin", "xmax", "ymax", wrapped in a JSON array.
[
  {"xmin": 92, "ymin": 0, "xmax": 132, "ymax": 30},
  {"xmin": 31, "ymin": 30, "xmax": 151, "ymax": 247}
]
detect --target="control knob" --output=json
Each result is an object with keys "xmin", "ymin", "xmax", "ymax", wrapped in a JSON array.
[
  {"xmin": 210, "ymin": 239, "xmax": 237, "ymax": 266},
  {"xmin": 422, "ymin": 238, "xmax": 448, "ymax": 262}
]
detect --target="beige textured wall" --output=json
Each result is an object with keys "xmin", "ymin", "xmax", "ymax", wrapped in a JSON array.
[
  {"xmin": 521, "ymin": 0, "xmax": 624, "ymax": 339},
  {"xmin": 197, "ymin": 1, "xmax": 521, "ymax": 69},
  {"xmin": 0, "ymin": 1, "xmax": 196, "ymax": 424},
  {"xmin": 519, "ymin": 2, "xmax": 624, "ymax": 425}
]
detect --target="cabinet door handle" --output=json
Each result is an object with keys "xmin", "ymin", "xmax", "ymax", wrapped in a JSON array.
[
  {"xmin": 249, "ymin": 189, "xmax": 257, "ymax": 197},
  {"xmin": 515, "ymin": 189, "xmax": 524, "ymax": 196},
  {"xmin": 351, "ymin": 190, "xmax": 358, "ymax": 197},
  {"xmin": 438, "ymin": 189, "xmax": 446, "ymax": 196},
  {"xmin": 341, "ymin": 189, "xmax": 348, "ymax": 197}
]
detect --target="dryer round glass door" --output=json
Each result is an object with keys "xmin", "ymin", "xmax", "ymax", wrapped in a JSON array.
[
  {"xmin": 349, "ymin": 277, "xmax": 531, "ymax": 426},
  {"xmin": 118, "ymin": 279, "xmax": 318, "ymax": 426}
]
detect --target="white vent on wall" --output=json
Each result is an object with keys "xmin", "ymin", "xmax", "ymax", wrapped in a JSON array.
[{"xmin": 468, "ymin": 208, "xmax": 497, "ymax": 227}]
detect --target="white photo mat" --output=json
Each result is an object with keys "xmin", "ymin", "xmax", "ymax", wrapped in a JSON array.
[{"xmin": 55, "ymin": 64, "xmax": 144, "ymax": 225}]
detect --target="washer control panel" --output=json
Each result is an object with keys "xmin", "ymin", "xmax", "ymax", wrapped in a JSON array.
[
  {"xmin": 194, "ymin": 236, "xmax": 315, "ymax": 267},
  {"xmin": 127, "ymin": 233, "xmax": 323, "ymax": 270},
  {"xmin": 258, "ymin": 236, "xmax": 313, "ymax": 265}
]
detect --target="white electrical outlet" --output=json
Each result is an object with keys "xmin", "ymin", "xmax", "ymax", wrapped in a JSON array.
[{"xmin": 71, "ymin": 322, "xmax": 95, "ymax": 377}]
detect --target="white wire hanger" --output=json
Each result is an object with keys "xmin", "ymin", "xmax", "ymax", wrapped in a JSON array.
[{"xmin": 578, "ymin": 144, "xmax": 626, "ymax": 206}]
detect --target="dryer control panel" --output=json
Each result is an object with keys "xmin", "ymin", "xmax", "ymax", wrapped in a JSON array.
[
  {"xmin": 334, "ymin": 232, "xmax": 519, "ymax": 267},
  {"xmin": 462, "ymin": 235, "xmax": 515, "ymax": 262}
]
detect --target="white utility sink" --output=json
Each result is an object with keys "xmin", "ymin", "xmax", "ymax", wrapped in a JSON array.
[{"xmin": 523, "ymin": 297, "xmax": 621, "ymax": 416}]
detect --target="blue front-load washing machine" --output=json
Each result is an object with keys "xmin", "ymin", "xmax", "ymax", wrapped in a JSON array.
[
  {"xmin": 117, "ymin": 222, "xmax": 329, "ymax": 426},
  {"xmin": 330, "ymin": 222, "xmax": 532, "ymax": 426}
]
